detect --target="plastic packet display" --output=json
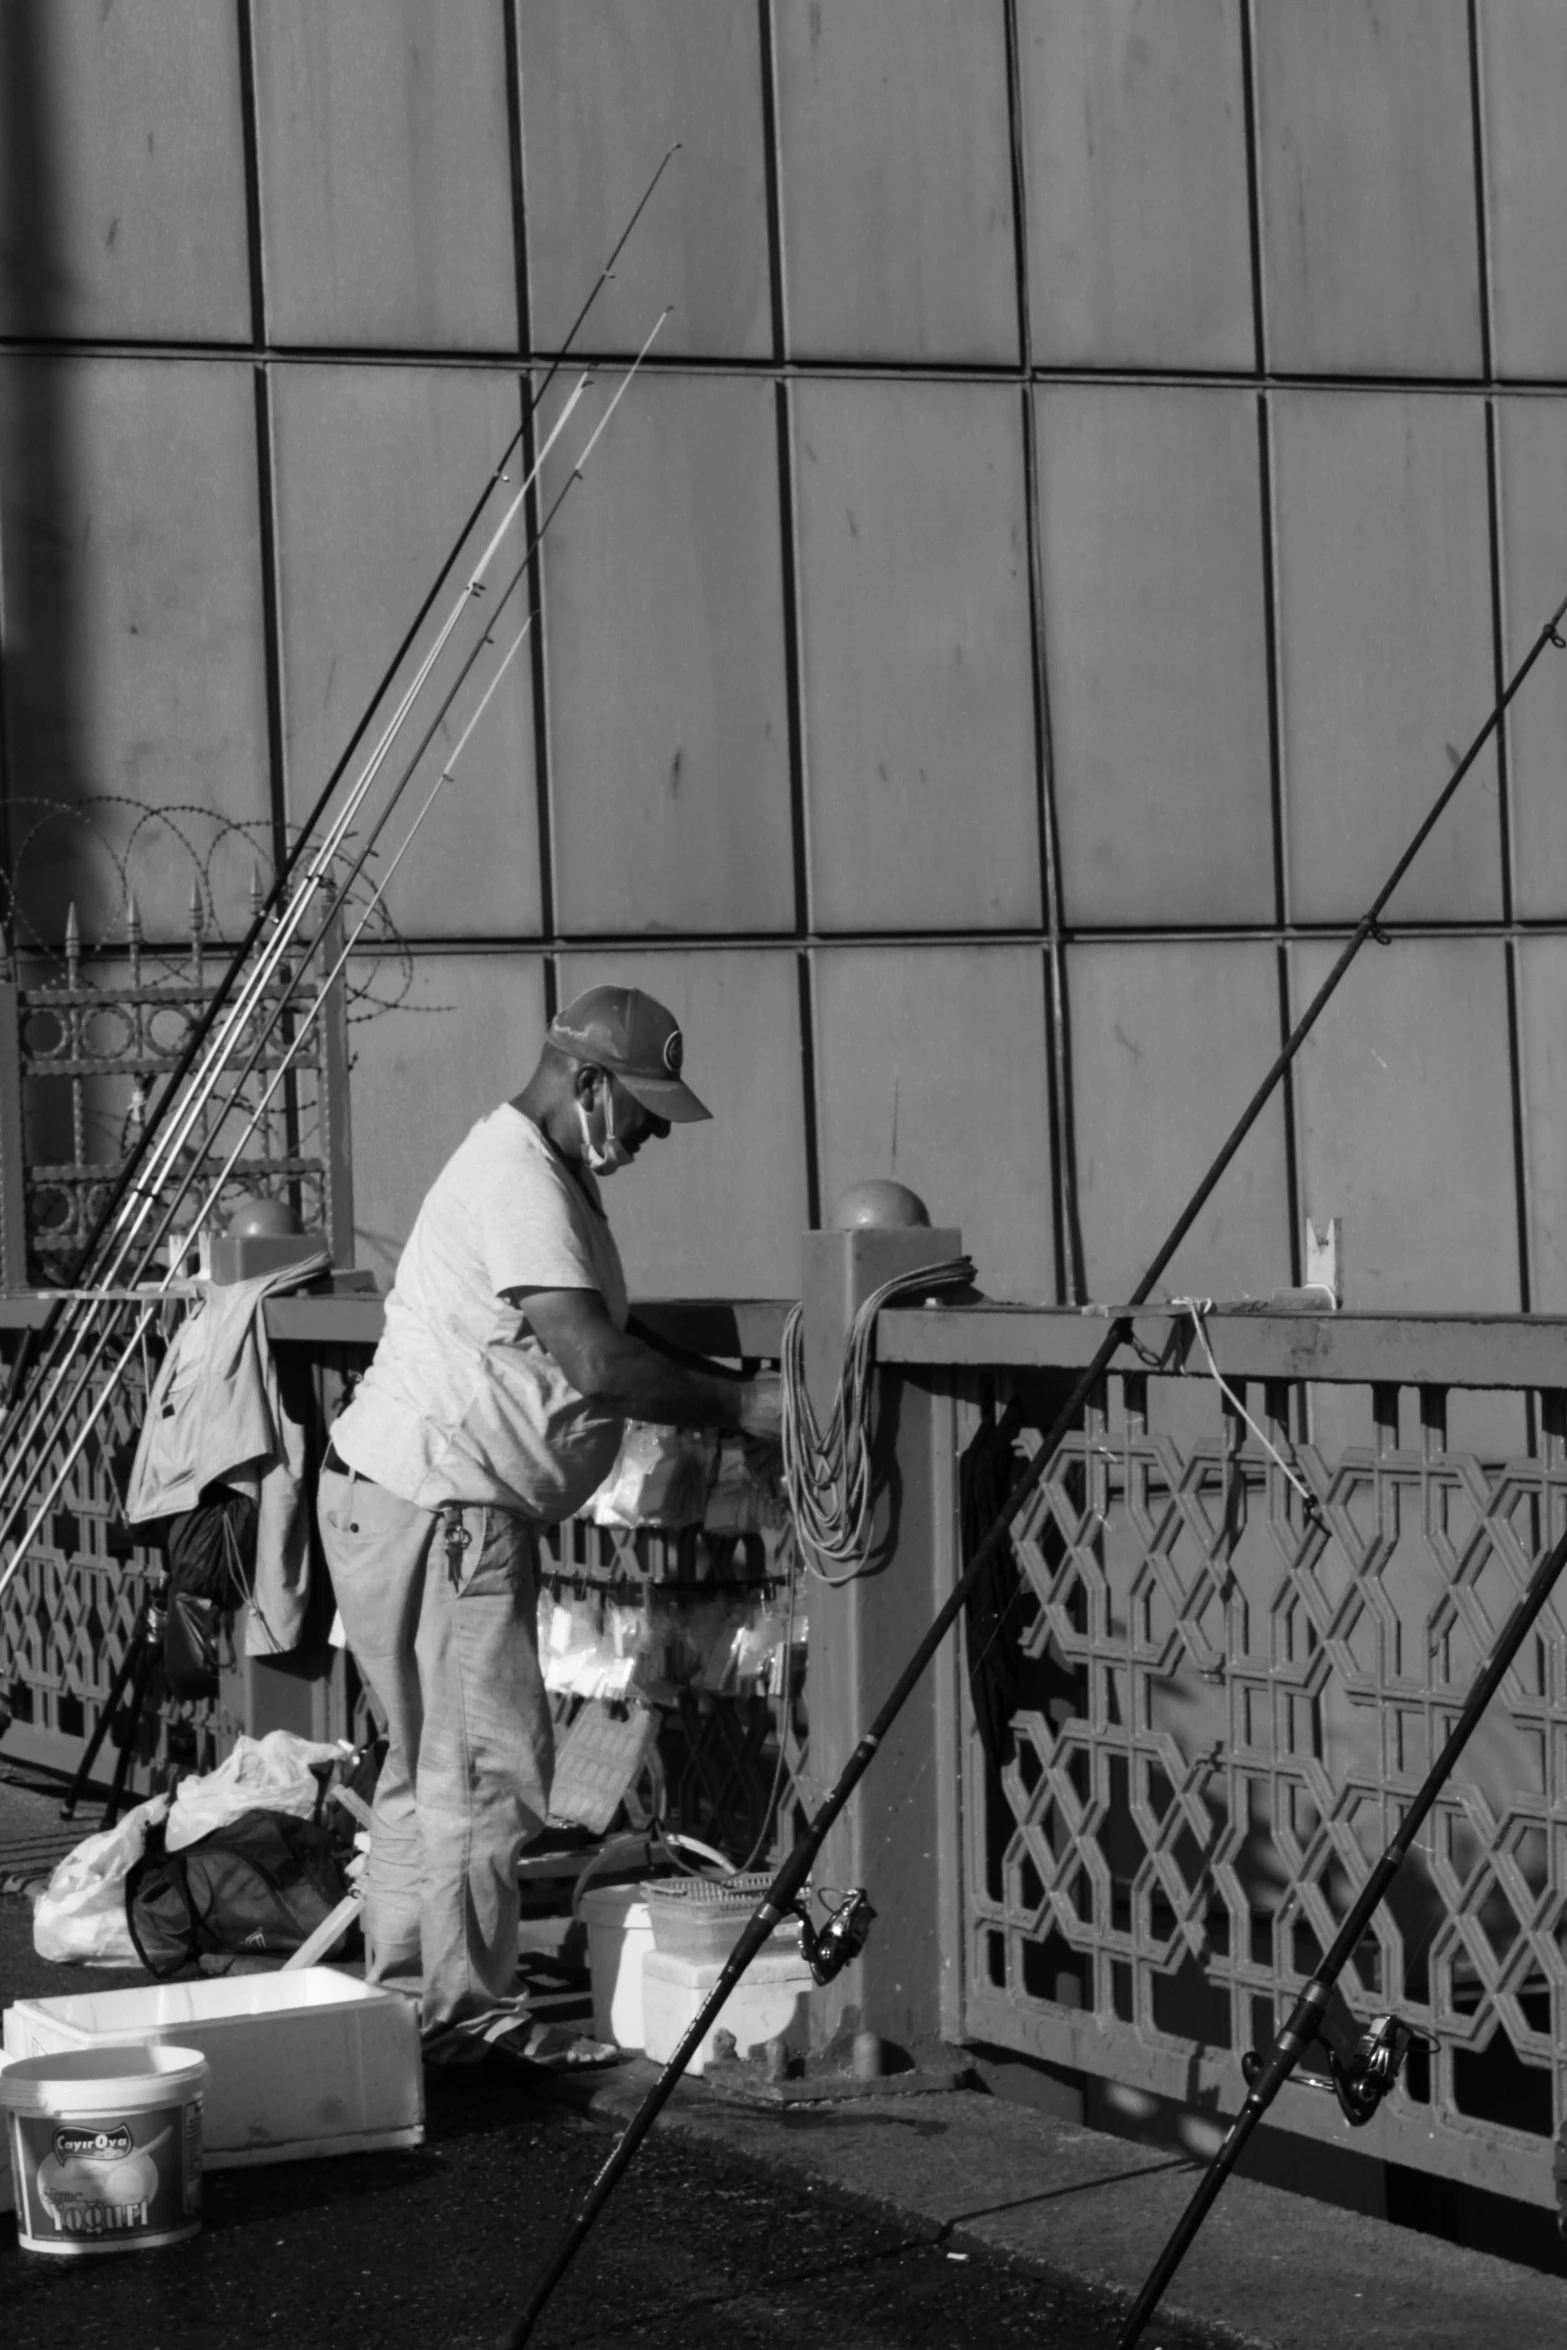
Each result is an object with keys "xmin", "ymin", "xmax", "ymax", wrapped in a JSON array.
[
  {"xmin": 587, "ymin": 1421, "xmax": 717, "ymax": 1529},
  {"xmin": 540, "ymin": 1586, "xmax": 652, "ymax": 1700}
]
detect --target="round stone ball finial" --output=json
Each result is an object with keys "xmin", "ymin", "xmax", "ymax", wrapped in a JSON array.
[
  {"xmin": 830, "ymin": 1179, "xmax": 931, "ymax": 1232},
  {"xmin": 223, "ymin": 1195, "xmax": 304, "ymax": 1240}
]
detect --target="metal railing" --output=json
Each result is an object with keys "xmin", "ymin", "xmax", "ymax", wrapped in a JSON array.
[{"xmin": 876, "ymin": 1303, "xmax": 1567, "ymax": 2207}]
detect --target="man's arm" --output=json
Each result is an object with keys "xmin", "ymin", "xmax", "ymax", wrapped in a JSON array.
[{"xmin": 508, "ymin": 1287, "xmax": 781, "ymax": 1439}]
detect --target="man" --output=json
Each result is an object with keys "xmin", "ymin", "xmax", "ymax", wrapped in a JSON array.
[{"xmin": 318, "ymin": 985, "xmax": 780, "ymax": 2067}]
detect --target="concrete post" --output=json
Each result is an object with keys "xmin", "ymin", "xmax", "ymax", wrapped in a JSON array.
[{"xmin": 798, "ymin": 1215, "xmax": 967, "ymax": 2064}]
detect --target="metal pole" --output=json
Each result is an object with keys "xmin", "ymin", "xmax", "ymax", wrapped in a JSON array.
[
  {"xmin": 1115, "ymin": 1514, "xmax": 1567, "ymax": 2347},
  {"xmin": 499, "ymin": 588, "xmax": 1567, "ymax": 2345}
]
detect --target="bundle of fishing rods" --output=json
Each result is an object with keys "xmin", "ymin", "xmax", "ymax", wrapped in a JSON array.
[{"xmin": 0, "ymin": 150, "xmax": 682, "ymax": 1628}]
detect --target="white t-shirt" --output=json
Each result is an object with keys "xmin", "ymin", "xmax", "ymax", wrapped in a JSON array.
[{"xmin": 332, "ymin": 1105, "xmax": 629, "ymax": 1518}]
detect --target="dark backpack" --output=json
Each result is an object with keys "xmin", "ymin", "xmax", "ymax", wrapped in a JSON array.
[
  {"xmin": 125, "ymin": 1807, "xmax": 348, "ymax": 1977},
  {"xmin": 159, "ymin": 1483, "xmax": 257, "ymax": 1698}
]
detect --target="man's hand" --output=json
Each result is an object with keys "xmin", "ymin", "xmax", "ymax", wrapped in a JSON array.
[
  {"xmin": 507, "ymin": 1285, "xmax": 760, "ymax": 1434},
  {"xmin": 738, "ymin": 1371, "xmax": 783, "ymax": 1444}
]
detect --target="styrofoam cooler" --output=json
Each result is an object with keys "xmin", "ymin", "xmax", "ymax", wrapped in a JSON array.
[
  {"xmin": 2, "ymin": 1968, "xmax": 421, "ymax": 2168},
  {"xmin": 578, "ymin": 1884, "xmax": 654, "ymax": 2050},
  {"xmin": 640, "ymin": 1945, "xmax": 815, "ymax": 2074},
  {"xmin": 0, "ymin": 2055, "xmax": 13, "ymax": 2218}
]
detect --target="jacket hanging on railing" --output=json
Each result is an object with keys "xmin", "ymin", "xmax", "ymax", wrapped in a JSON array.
[{"xmin": 125, "ymin": 1249, "xmax": 330, "ymax": 1655}]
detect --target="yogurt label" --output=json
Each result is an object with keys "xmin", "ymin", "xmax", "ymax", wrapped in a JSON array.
[{"xmin": 11, "ymin": 2098, "xmax": 201, "ymax": 2246}]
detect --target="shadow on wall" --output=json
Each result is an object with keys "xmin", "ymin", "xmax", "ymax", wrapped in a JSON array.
[{"xmin": 0, "ymin": 1, "xmax": 89, "ymax": 942}]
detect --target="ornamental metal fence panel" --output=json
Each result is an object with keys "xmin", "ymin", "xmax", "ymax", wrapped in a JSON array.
[{"xmin": 948, "ymin": 1321, "xmax": 1567, "ymax": 2206}]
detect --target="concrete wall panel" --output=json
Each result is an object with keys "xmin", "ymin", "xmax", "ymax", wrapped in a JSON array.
[
  {"xmin": 1039, "ymin": 384, "xmax": 1273, "ymax": 926},
  {"xmin": 774, "ymin": 0, "xmax": 1017, "ymax": 364},
  {"xmin": 0, "ymin": 0, "xmax": 250, "ymax": 342},
  {"xmin": 793, "ymin": 380, "xmax": 1039, "ymax": 933},
  {"xmin": 0, "ymin": 355, "xmax": 270, "ymax": 941},
  {"xmin": 1273, "ymin": 392, "xmax": 1498, "ymax": 925},
  {"xmin": 542, "ymin": 372, "xmax": 793, "ymax": 937},
  {"xmin": 1481, "ymin": 1, "xmax": 1567, "ymax": 379},
  {"xmin": 1498, "ymin": 398, "xmax": 1567, "ymax": 921},
  {"xmin": 813, "ymin": 946, "xmax": 1055, "ymax": 1306},
  {"xmin": 270, "ymin": 363, "xmax": 540, "ymax": 941},
  {"xmin": 1255, "ymin": 0, "xmax": 1482, "ymax": 376},
  {"xmin": 253, "ymin": 0, "xmax": 517, "ymax": 350},
  {"xmin": 1066, "ymin": 941, "xmax": 1290, "ymax": 1307},
  {"xmin": 519, "ymin": 2, "xmax": 772, "ymax": 362},
  {"xmin": 1291, "ymin": 938, "xmax": 1518, "ymax": 1313},
  {"xmin": 1018, "ymin": 0, "xmax": 1253, "ymax": 370},
  {"xmin": 1517, "ymin": 936, "xmax": 1567, "ymax": 1311}
]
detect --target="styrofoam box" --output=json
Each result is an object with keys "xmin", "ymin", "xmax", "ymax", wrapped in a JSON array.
[
  {"xmin": 0, "ymin": 2055, "xmax": 12, "ymax": 2216},
  {"xmin": 1, "ymin": 1968, "xmax": 422, "ymax": 2168},
  {"xmin": 641, "ymin": 1945, "xmax": 814, "ymax": 2074}
]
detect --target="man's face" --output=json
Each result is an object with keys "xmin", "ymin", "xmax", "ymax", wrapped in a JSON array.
[{"xmin": 601, "ymin": 1073, "xmax": 670, "ymax": 1161}]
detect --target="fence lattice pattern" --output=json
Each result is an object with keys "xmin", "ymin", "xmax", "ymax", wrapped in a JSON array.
[
  {"xmin": 965, "ymin": 1373, "xmax": 1567, "ymax": 2203},
  {"xmin": 0, "ymin": 1347, "xmax": 226, "ymax": 1784}
]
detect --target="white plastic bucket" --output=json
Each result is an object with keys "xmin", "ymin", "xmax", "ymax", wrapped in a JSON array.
[
  {"xmin": 578, "ymin": 1885, "xmax": 653, "ymax": 2050},
  {"xmin": 569, "ymin": 1831, "xmax": 734, "ymax": 2054},
  {"xmin": 1, "ymin": 2043, "xmax": 206, "ymax": 2255}
]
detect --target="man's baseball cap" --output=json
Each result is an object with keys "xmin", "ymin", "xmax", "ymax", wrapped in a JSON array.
[{"xmin": 547, "ymin": 986, "xmax": 712, "ymax": 1123}]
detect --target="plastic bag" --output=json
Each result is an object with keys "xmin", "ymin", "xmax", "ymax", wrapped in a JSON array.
[
  {"xmin": 587, "ymin": 1421, "xmax": 717, "ymax": 1528},
  {"xmin": 165, "ymin": 1729, "xmax": 346, "ymax": 1853},
  {"xmin": 32, "ymin": 1792, "xmax": 172, "ymax": 1967},
  {"xmin": 540, "ymin": 1588, "xmax": 652, "ymax": 1699},
  {"xmin": 704, "ymin": 1435, "xmax": 789, "ymax": 1533}
]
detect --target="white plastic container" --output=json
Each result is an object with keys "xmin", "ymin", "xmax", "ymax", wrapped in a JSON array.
[
  {"xmin": 641, "ymin": 1945, "xmax": 815, "ymax": 2074},
  {"xmin": 578, "ymin": 1885, "xmax": 654, "ymax": 2050},
  {"xmin": 2, "ymin": 1968, "xmax": 420, "ymax": 2168},
  {"xmin": 2, "ymin": 2043, "xmax": 206, "ymax": 2255}
]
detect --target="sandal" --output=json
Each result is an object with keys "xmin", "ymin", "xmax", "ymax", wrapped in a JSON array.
[{"xmin": 492, "ymin": 2021, "xmax": 620, "ymax": 2072}]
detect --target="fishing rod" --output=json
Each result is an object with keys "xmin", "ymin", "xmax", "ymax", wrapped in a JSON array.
[
  {"xmin": 0, "ymin": 143, "xmax": 680, "ymax": 1448},
  {"xmin": 0, "ymin": 321, "xmax": 669, "ymax": 1590},
  {"xmin": 0, "ymin": 616, "xmax": 536, "ymax": 1614},
  {"xmin": 499, "ymin": 586, "xmax": 1567, "ymax": 2348},
  {"xmin": 1113, "ymin": 1504, "xmax": 1567, "ymax": 2345}
]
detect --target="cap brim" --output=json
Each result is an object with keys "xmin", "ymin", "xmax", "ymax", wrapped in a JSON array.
[{"xmin": 619, "ymin": 1072, "xmax": 712, "ymax": 1123}]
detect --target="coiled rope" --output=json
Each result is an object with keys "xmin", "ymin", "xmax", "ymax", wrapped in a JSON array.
[{"xmin": 780, "ymin": 1254, "xmax": 974, "ymax": 1584}]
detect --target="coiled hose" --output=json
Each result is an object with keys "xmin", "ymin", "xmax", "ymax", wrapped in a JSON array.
[{"xmin": 780, "ymin": 1253, "xmax": 974, "ymax": 1584}]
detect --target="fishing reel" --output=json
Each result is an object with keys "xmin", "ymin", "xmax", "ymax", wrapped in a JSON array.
[
  {"xmin": 790, "ymin": 1887, "xmax": 877, "ymax": 1986},
  {"xmin": 1242, "ymin": 2012, "xmax": 1424, "ymax": 2128}
]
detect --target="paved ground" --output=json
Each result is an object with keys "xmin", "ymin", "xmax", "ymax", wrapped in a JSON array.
[
  {"xmin": 7, "ymin": 2068, "xmax": 1240, "ymax": 2350},
  {"xmin": 6, "ymin": 1758, "xmax": 1567, "ymax": 2348}
]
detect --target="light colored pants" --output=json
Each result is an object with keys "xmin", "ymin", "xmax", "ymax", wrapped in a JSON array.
[{"xmin": 317, "ymin": 1465, "xmax": 552, "ymax": 2045}]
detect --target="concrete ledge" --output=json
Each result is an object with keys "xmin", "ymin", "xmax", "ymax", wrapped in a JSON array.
[{"xmin": 556, "ymin": 2063, "xmax": 1567, "ymax": 2350}]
